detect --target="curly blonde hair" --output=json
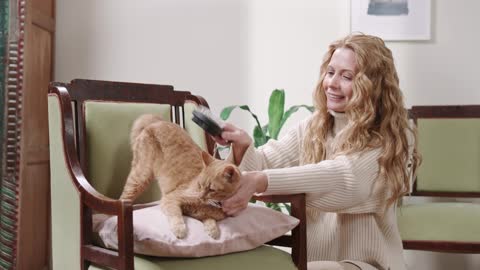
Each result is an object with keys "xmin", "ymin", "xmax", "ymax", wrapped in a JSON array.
[{"xmin": 302, "ymin": 34, "xmax": 420, "ymax": 207}]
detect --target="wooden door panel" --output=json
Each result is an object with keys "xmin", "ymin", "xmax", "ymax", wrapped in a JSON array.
[
  {"xmin": 16, "ymin": 164, "xmax": 50, "ymax": 270},
  {"xmin": 15, "ymin": 0, "xmax": 54, "ymax": 269},
  {"xmin": 32, "ymin": 0, "xmax": 54, "ymax": 17},
  {"xmin": 22, "ymin": 25, "xmax": 51, "ymax": 150}
]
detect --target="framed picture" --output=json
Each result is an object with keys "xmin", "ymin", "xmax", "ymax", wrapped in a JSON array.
[{"xmin": 351, "ymin": 0, "xmax": 431, "ymax": 41}]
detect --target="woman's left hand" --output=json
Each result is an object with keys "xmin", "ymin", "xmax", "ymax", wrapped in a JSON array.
[{"xmin": 222, "ymin": 171, "xmax": 268, "ymax": 216}]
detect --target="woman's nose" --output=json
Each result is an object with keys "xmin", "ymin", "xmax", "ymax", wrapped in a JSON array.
[{"xmin": 328, "ymin": 74, "xmax": 340, "ymax": 89}]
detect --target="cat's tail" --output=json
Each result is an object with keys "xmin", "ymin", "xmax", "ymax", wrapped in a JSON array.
[{"xmin": 130, "ymin": 114, "xmax": 164, "ymax": 143}]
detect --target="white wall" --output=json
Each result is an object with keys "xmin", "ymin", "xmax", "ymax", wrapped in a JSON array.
[
  {"xmin": 55, "ymin": 0, "xmax": 480, "ymax": 269},
  {"xmin": 55, "ymin": 0, "xmax": 251, "ymax": 125},
  {"xmin": 55, "ymin": 0, "xmax": 354, "ymax": 132},
  {"xmin": 390, "ymin": 0, "xmax": 480, "ymax": 108},
  {"xmin": 246, "ymin": 0, "xmax": 351, "ymax": 134},
  {"xmin": 55, "ymin": 0, "xmax": 480, "ymax": 124}
]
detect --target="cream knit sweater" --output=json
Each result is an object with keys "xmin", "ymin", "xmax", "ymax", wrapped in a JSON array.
[{"xmin": 238, "ymin": 111, "xmax": 407, "ymax": 270}]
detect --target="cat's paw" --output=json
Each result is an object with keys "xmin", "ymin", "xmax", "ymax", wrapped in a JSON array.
[
  {"xmin": 206, "ymin": 226, "xmax": 220, "ymax": 239},
  {"xmin": 203, "ymin": 219, "xmax": 220, "ymax": 239},
  {"xmin": 172, "ymin": 224, "xmax": 188, "ymax": 239}
]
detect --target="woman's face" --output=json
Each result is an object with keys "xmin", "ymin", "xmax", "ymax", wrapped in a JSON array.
[{"xmin": 322, "ymin": 47, "xmax": 357, "ymax": 112}]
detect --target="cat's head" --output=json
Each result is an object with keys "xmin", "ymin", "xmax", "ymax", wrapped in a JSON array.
[{"xmin": 197, "ymin": 151, "xmax": 240, "ymax": 202}]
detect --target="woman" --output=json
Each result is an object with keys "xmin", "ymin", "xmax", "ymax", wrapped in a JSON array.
[{"xmin": 216, "ymin": 34, "xmax": 420, "ymax": 270}]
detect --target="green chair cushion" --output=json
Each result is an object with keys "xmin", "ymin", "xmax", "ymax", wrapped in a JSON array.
[
  {"xmin": 84, "ymin": 101, "xmax": 210, "ymax": 203},
  {"xmin": 184, "ymin": 102, "xmax": 208, "ymax": 151},
  {"xmin": 88, "ymin": 245, "xmax": 296, "ymax": 270},
  {"xmin": 85, "ymin": 101, "xmax": 171, "ymax": 203},
  {"xmin": 398, "ymin": 202, "xmax": 480, "ymax": 242},
  {"xmin": 416, "ymin": 119, "xmax": 480, "ymax": 193}
]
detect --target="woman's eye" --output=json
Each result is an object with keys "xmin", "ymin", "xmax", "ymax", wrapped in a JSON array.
[{"xmin": 343, "ymin": 75, "xmax": 352, "ymax": 80}]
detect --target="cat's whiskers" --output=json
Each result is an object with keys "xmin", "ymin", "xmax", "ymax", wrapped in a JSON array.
[{"xmin": 207, "ymin": 199, "xmax": 222, "ymax": 208}]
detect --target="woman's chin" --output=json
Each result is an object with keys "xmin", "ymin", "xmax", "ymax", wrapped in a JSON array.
[{"xmin": 327, "ymin": 103, "xmax": 346, "ymax": 113}]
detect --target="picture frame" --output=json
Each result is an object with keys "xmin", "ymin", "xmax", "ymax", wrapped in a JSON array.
[{"xmin": 351, "ymin": 0, "xmax": 431, "ymax": 41}]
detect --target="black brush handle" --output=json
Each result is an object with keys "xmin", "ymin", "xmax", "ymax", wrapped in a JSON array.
[{"xmin": 192, "ymin": 110, "xmax": 223, "ymax": 137}]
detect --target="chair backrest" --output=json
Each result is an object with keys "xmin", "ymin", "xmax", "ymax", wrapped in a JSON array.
[
  {"xmin": 61, "ymin": 79, "xmax": 215, "ymax": 203},
  {"xmin": 410, "ymin": 105, "xmax": 480, "ymax": 197}
]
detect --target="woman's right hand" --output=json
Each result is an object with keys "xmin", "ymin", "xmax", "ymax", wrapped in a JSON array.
[
  {"xmin": 213, "ymin": 123, "xmax": 253, "ymax": 164},
  {"xmin": 222, "ymin": 171, "xmax": 268, "ymax": 216}
]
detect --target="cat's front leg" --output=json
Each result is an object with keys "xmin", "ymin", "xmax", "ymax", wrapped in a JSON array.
[
  {"xmin": 184, "ymin": 205, "xmax": 226, "ymax": 239},
  {"xmin": 160, "ymin": 198, "xmax": 187, "ymax": 239},
  {"xmin": 203, "ymin": 218, "xmax": 220, "ymax": 239}
]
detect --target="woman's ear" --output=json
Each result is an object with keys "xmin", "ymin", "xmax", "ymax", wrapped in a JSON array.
[{"xmin": 201, "ymin": 151, "xmax": 215, "ymax": 166}]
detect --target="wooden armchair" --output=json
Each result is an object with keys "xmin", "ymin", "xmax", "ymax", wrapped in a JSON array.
[
  {"xmin": 397, "ymin": 105, "xmax": 480, "ymax": 253},
  {"xmin": 47, "ymin": 79, "xmax": 306, "ymax": 270}
]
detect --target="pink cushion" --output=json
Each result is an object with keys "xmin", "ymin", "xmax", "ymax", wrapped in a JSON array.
[{"xmin": 93, "ymin": 203, "xmax": 299, "ymax": 257}]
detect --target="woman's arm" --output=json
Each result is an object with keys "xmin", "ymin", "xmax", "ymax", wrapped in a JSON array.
[
  {"xmin": 263, "ymin": 148, "xmax": 383, "ymax": 213},
  {"xmin": 218, "ymin": 120, "xmax": 306, "ymax": 215},
  {"xmin": 224, "ymin": 147, "xmax": 384, "ymax": 215},
  {"xmin": 220, "ymin": 118, "xmax": 307, "ymax": 171}
]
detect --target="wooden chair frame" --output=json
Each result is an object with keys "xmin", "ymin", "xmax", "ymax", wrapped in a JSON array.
[
  {"xmin": 48, "ymin": 79, "xmax": 307, "ymax": 270},
  {"xmin": 404, "ymin": 105, "xmax": 480, "ymax": 253}
]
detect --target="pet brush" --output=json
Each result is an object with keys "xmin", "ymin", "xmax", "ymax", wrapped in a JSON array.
[{"xmin": 192, "ymin": 105, "xmax": 224, "ymax": 137}]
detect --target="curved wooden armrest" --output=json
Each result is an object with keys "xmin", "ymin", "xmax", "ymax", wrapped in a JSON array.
[
  {"xmin": 49, "ymin": 84, "xmax": 134, "ymax": 270},
  {"xmin": 254, "ymin": 194, "xmax": 307, "ymax": 270}
]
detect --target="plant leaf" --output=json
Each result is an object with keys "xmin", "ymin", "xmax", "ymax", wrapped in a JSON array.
[
  {"xmin": 262, "ymin": 124, "xmax": 268, "ymax": 134},
  {"xmin": 220, "ymin": 105, "xmax": 265, "ymax": 140},
  {"xmin": 279, "ymin": 105, "xmax": 315, "ymax": 130},
  {"xmin": 268, "ymin": 89, "xmax": 285, "ymax": 139},
  {"xmin": 253, "ymin": 125, "xmax": 267, "ymax": 147},
  {"xmin": 266, "ymin": 202, "xmax": 282, "ymax": 212},
  {"xmin": 220, "ymin": 105, "xmax": 237, "ymax": 120},
  {"xmin": 237, "ymin": 105, "xmax": 264, "ymax": 133}
]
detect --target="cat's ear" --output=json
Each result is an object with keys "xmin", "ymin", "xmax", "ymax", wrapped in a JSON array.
[
  {"xmin": 201, "ymin": 151, "xmax": 215, "ymax": 166},
  {"xmin": 223, "ymin": 165, "xmax": 239, "ymax": 183}
]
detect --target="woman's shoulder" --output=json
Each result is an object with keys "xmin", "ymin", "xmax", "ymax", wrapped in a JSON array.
[
  {"xmin": 291, "ymin": 114, "xmax": 315, "ymax": 138},
  {"xmin": 278, "ymin": 114, "xmax": 315, "ymax": 137},
  {"xmin": 301, "ymin": 114, "xmax": 315, "ymax": 128}
]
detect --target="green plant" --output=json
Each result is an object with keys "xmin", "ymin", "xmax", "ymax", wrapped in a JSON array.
[{"xmin": 220, "ymin": 89, "xmax": 314, "ymax": 213}]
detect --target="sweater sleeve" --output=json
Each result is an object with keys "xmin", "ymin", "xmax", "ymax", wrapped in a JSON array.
[
  {"xmin": 262, "ymin": 148, "xmax": 383, "ymax": 213},
  {"xmin": 237, "ymin": 118, "xmax": 306, "ymax": 172}
]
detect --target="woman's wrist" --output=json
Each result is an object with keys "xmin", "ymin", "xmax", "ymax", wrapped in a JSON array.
[
  {"xmin": 254, "ymin": 171, "xmax": 268, "ymax": 193},
  {"xmin": 232, "ymin": 143, "xmax": 250, "ymax": 165},
  {"xmin": 241, "ymin": 171, "xmax": 268, "ymax": 194}
]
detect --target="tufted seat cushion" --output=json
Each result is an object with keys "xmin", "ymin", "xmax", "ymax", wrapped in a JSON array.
[
  {"xmin": 89, "ymin": 245, "xmax": 296, "ymax": 270},
  {"xmin": 398, "ymin": 202, "xmax": 480, "ymax": 242}
]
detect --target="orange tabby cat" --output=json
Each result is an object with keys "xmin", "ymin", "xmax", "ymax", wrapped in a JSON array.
[{"xmin": 119, "ymin": 114, "xmax": 240, "ymax": 239}]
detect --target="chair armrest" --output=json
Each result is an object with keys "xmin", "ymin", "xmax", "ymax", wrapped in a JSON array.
[
  {"xmin": 49, "ymin": 85, "xmax": 134, "ymax": 270},
  {"xmin": 253, "ymin": 194, "xmax": 307, "ymax": 270},
  {"xmin": 82, "ymin": 200, "xmax": 133, "ymax": 270}
]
